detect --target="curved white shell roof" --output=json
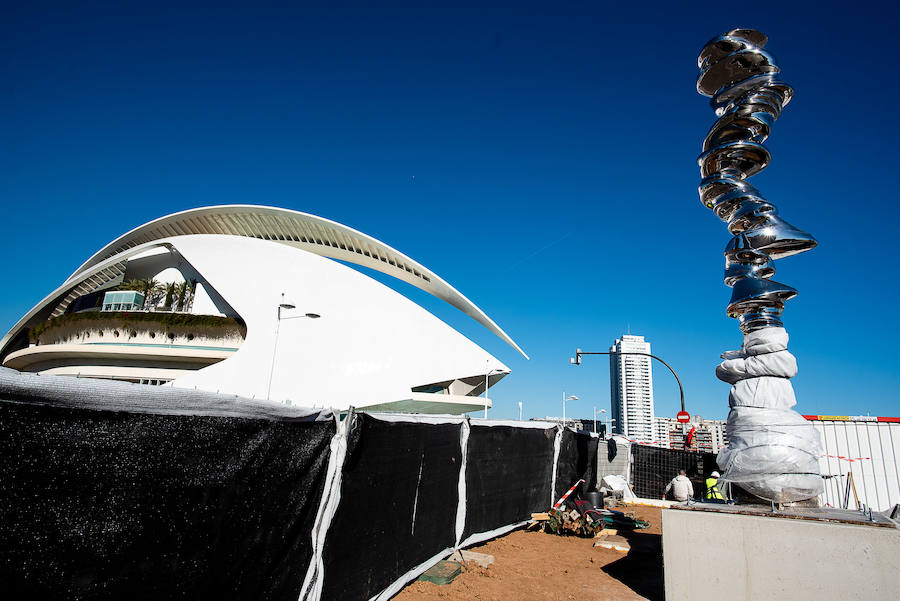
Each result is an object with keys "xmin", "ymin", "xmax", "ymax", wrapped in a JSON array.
[
  {"xmin": 1, "ymin": 205, "xmax": 526, "ymax": 362},
  {"xmin": 168, "ymin": 234, "xmax": 508, "ymax": 407},
  {"xmin": 4, "ymin": 233, "xmax": 512, "ymax": 411},
  {"xmin": 65, "ymin": 205, "xmax": 527, "ymax": 358}
]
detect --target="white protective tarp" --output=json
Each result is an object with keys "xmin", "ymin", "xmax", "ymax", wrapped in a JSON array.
[
  {"xmin": 600, "ymin": 474, "xmax": 636, "ymax": 501},
  {"xmin": 715, "ymin": 327, "xmax": 824, "ymax": 503}
]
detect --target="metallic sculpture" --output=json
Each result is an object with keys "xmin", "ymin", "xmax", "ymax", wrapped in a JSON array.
[{"xmin": 697, "ymin": 29, "xmax": 823, "ymax": 503}]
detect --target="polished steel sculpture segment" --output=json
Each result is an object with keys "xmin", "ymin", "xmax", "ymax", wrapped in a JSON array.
[
  {"xmin": 697, "ymin": 29, "xmax": 823, "ymax": 503},
  {"xmin": 697, "ymin": 29, "xmax": 816, "ymax": 332}
]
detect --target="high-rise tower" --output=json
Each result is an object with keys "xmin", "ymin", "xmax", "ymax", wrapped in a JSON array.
[{"xmin": 609, "ymin": 335, "xmax": 655, "ymax": 442}]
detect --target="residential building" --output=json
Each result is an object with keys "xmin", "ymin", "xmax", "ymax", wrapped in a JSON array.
[
  {"xmin": 609, "ymin": 334, "xmax": 654, "ymax": 443},
  {"xmin": 652, "ymin": 415, "xmax": 728, "ymax": 453},
  {"xmin": 652, "ymin": 416, "xmax": 674, "ymax": 447}
]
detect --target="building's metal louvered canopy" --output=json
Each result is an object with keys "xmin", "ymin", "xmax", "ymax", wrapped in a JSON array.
[
  {"xmin": 51, "ymin": 263, "xmax": 126, "ymax": 318},
  {"xmin": 52, "ymin": 206, "xmax": 525, "ymax": 358}
]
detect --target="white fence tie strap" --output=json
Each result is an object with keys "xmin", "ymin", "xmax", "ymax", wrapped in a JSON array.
[
  {"xmin": 369, "ymin": 547, "xmax": 455, "ymax": 601},
  {"xmin": 298, "ymin": 409, "xmax": 353, "ymax": 601},
  {"xmin": 456, "ymin": 521, "xmax": 529, "ymax": 551},
  {"xmin": 550, "ymin": 424, "xmax": 563, "ymax": 505},
  {"xmin": 454, "ymin": 418, "xmax": 470, "ymax": 548}
]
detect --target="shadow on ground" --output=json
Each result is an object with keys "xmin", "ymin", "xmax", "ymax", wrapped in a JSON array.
[{"xmin": 601, "ymin": 530, "xmax": 664, "ymax": 601}]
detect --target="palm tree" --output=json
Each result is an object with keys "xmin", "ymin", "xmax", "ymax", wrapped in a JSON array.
[
  {"xmin": 112, "ymin": 278, "xmax": 164, "ymax": 310},
  {"xmin": 184, "ymin": 279, "xmax": 198, "ymax": 312},
  {"xmin": 117, "ymin": 279, "xmax": 144, "ymax": 292},
  {"xmin": 139, "ymin": 278, "xmax": 165, "ymax": 310},
  {"xmin": 174, "ymin": 281, "xmax": 188, "ymax": 312},
  {"xmin": 114, "ymin": 279, "xmax": 151, "ymax": 310},
  {"xmin": 162, "ymin": 282, "xmax": 176, "ymax": 311}
]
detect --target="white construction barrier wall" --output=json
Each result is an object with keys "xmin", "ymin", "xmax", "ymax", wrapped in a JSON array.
[{"xmin": 805, "ymin": 415, "xmax": 900, "ymax": 511}]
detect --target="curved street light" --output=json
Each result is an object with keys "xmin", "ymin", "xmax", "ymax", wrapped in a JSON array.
[
  {"xmin": 598, "ymin": 408, "xmax": 617, "ymax": 437},
  {"xmin": 570, "ymin": 348, "xmax": 686, "ymax": 413},
  {"xmin": 484, "ymin": 367, "xmax": 505, "ymax": 418},
  {"xmin": 267, "ymin": 293, "xmax": 320, "ymax": 400},
  {"xmin": 562, "ymin": 392, "xmax": 578, "ymax": 425}
]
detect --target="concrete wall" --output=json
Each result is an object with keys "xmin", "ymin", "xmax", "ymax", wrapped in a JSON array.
[{"xmin": 663, "ymin": 508, "xmax": 900, "ymax": 601}]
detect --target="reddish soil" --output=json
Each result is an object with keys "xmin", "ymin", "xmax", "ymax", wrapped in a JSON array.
[{"xmin": 394, "ymin": 506, "xmax": 663, "ymax": 601}]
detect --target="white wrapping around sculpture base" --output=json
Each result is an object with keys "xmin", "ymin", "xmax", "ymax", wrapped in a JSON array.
[{"xmin": 715, "ymin": 327, "xmax": 824, "ymax": 503}]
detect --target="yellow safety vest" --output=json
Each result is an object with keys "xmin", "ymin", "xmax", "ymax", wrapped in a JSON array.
[{"xmin": 705, "ymin": 477, "xmax": 724, "ymax": 500}]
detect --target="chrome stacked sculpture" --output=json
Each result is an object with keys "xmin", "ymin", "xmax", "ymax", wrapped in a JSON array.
[{"xmin": 697, "ymin": 29, "xmax": 823, "ymax": 503}]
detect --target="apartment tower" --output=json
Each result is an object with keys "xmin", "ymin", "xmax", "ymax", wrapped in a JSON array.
[{"xmin": 609, "ymin": 334, "xmax": 654, "ymax": 442}]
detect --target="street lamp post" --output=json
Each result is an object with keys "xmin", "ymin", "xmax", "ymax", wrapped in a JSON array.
[
  {"xmin": 562, "ymin": 392, "xmax": 578, "ymax": 425},
  {"xmin": 598, "ymin": 409, "xmax": 616, "ymax": 438},
  {"xmin": 267, "ymin": 293, "xmax": 320, "ymax": 401},
  {"xmin": 570, "ymin": 348, "xmax": 686, "ymax": 413},
  {"xmin": 484, "ymin": 367, "xmax": 504, "ymax": 418}
]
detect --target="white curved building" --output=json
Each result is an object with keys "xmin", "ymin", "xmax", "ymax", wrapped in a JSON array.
[{"xmin": 0, "ymin": 206, "xmax": 526, "ymax": 414}]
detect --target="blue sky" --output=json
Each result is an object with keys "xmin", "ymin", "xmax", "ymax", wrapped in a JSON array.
[{"xmin": 3, "ymin": 1, "xmax": 898, "ymax": 421}]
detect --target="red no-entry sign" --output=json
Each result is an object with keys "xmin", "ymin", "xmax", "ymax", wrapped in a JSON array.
[{"xmin": 676, "ymin": 411, "xmax": 690, "ymax": 424}]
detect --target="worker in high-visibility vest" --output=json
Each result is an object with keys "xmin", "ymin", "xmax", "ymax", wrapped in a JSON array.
[{"xmin": 705, "ymin": 471, "xmax": 725, "ymax": 501}]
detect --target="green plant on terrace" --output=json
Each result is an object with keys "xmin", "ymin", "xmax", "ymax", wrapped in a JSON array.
[{"xmin": 29, "ymin": 311, "xmax": 246, "ymax": 342}]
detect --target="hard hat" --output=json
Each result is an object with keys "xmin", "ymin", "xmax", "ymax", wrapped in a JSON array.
[{"xmin": 711, "ymin": 471, "xmax": 720, "ymax": 478}]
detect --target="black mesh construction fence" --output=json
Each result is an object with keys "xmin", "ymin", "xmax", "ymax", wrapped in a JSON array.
[
  {"xmin": 0, "ymin": 397, "xmax": 334, "ymax": 601},
  {"xmin": 0, "ymin": 368, "xmax": 609, "ymax": 601},
  {"xmin": 462, "ymin": 424, "xmax": 556, "ymax": 543},
  {"xmin": 554, "ymin": 429, "xmax": 599, "ymax": 500},
  {"xmin": 320, "ymin": 414, "xmax": 462, "ymax": 601},
  {"xmin": 630, "ymin": 444, "xmax": 718, "ymax": 499}
]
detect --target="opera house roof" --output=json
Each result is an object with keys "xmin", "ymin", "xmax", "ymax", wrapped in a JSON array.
[{"xmin": 0, "ymin": 206, "xmax": 525, "ymax": 414}]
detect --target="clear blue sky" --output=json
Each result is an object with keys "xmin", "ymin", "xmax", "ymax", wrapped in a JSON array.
[{"xmin": 3, "ymin": 1, "xmax": 898, "ymax": 421}]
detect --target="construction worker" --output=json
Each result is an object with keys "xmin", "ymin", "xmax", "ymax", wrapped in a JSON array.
[
  {"xmin": 705, "ymin": 471, "xmax": 725, "ymax": 501},
  {"xmin": 663, "ymin": 469, "xmax": 693, "ymax": 501}
]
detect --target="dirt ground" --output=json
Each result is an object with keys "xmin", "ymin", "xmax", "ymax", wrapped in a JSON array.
[{"xmin": 394, "ymin": 505, "xmax": 663, "ymax": 601}]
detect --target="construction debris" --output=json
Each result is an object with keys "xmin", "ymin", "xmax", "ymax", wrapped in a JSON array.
[
  {"xmin": 593, "ymin": 534, "xmax": 631, "ymax": 553},
  {"xmin": 536, "ymin": 505, "xmax": 649, "ymax": 537},
  {"xmin": 533, "ymin": 482, "xmax": 651, "ymax": 538},
  {"xmin": 418, "ymin": 560, "xmax": 463, "ymax": 585},
  {"xmin": 451, "ymin": 549, "xmax": 495, "ymax": 569}
]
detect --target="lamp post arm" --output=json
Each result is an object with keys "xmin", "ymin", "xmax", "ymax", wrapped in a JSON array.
[
  {"xmin": 573, "ymin": 350, "xmax": 685, "ymax": 413},
  {"xmin": 483, "ymin": 367, "xmax": 504, "ymax": 419}
]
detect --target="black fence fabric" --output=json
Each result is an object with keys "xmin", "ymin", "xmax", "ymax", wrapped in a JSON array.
[
  {"xmin": 0, "ymin": 398, "xmax": 335, "ymax": 601},
  {"xmin": 320, "ymin": 415, "xmax": 462, "ymax": 601},
  {"xmin": 1, "ymin": 367, "xmax": 616, "ymax": 601},
  {"xmin": 461, "ymin": 425, "xmax": 556, "ymax": 543},
  {"xmin": 630, "ymin": 444, "xmax": 718, "ymax": 499},
  {"xmin": 554, "ymin": 429, "xmax": 599, "ymax": 501}
]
